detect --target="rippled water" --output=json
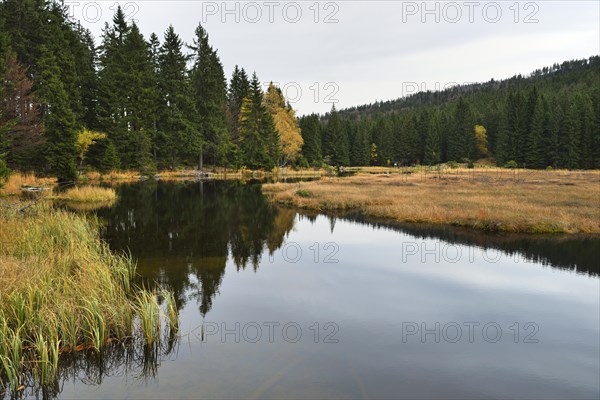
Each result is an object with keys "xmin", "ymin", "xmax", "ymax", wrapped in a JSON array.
[{"xmin": 51, "ymin": 181, "xmax": 599, "ymax": 399}]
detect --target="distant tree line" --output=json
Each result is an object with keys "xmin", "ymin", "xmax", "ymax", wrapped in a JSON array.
[
  {"xmin": 0, "ymin": 1, "xmax": 598, "ymax": 182},
  {"xmin": 300, "ymin": 56, "xmax": 600, "ymax": 169}
]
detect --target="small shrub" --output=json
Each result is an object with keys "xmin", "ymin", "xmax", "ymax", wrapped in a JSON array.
[
  {"xmin": 546, "ymin": 165, "xmax": 554, "ymax": 171},
  {"xmin": 504, "ymin": 160, "xmax": 518, "ymax": 169},
  {"xmin": 447, "ymin": 160, "xmax": 459, "ymax": 169},
  {"xmin": 296, "ymin": 189, "xmax": 313, "ymax": 198},
  {"xmin": 311, "ymin": 160, "xmax": 322, "ymax": 169},
  {"xmin": 297, "ymin": 157, "xmax": 310, "ymax": 169},
  {"xmin": 467, "ymin": 160, "xmax": 475, "ymax": 169}
]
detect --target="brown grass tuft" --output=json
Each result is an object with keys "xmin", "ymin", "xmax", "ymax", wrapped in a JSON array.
[{"xmin": 57, "ymin": 186, "xmax": 117, "ymax": 203}]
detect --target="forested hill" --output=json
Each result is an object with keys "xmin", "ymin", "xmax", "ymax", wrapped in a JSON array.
[
  {"xmin": 338, "ymin": 57, "xmax": 599, "ymax": 120},
  {"xmin": 297, "ymin": 56, "xmax": 600, "ymax": 170}
]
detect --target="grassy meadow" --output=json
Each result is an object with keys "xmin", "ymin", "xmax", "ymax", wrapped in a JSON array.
[{"xmin": 263, "ymin": 168, "xmax": 600, "ymax": 234}]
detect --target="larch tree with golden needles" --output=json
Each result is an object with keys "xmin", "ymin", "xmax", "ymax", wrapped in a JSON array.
[{"xmin": 264, "ymin": 83, "xmax": 303, "ymax": 166}]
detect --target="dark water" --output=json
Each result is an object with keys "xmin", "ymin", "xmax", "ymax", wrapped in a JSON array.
[{"xmin": 55, "ymin": 181, "xmax": 598, "ymax": 399}]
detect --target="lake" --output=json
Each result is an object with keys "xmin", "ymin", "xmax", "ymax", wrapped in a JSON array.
[{"xmin": 55, "ymin": 180, "xmax": 599, "ymax": 399}]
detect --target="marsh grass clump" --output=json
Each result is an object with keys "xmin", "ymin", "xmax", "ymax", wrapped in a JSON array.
[
  {"xmin": 0, "ymin": 202, "xmax": 179, "ymax": 394},
  {"xmin": 57, "ymin": 186, "xmax": 117, "ymax": 203}
]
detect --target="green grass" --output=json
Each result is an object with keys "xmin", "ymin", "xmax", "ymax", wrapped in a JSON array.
[{"xmin": 0, "ymin": 202, "xmax": 178, "ymax": 394}]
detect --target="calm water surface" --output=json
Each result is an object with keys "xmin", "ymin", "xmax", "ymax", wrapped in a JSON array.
[{"xmin": 55, "ymin": 181, "xmax": 599, "ymax": 399}]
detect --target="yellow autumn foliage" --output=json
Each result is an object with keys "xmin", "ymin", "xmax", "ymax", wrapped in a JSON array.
[{"xmin": 264, "ymin": 83, "xmax": 304, "ymax": 164}]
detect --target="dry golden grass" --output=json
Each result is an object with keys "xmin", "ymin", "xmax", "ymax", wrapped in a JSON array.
[
  {"xmin": 57, "ymin": 186, "xmax": 117, "ymax": 203},
  {"xmin": 0, "ymin": 173, "xmax": 56, "ymax": 196},
  {"xmin": 83, "ymin": 170, "xmax": 139, "ymax": 182},
  {"xmin": 263, "ymin": 169, "xmax": 600, "ymax": 234},
  {"xmin": 81, "ymin": 168, "xmax": 323, "ymax": 183}
]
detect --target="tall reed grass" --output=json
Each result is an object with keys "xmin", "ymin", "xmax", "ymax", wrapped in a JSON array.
[{"xmin": 0, "ymin": 202, "xmax": 178, "ymax": 394}]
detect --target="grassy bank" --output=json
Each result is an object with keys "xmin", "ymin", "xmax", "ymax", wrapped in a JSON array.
[
  {"xmin": 57, "ymin": 186, "xmax": 117, "ymax": 203},
  {"xmin": 263, "ymin": 169, "xmax": 600, "ymax": 234},
  {"xmin": 80, "ymin": 167, "xmax": 322, "ymax": 183},
  {"xmin": 0, "ymin": 173, "xmax": 55, "ymax": 197},
  {"xmin": 0, "ymin": 201, "xmax": 178, "ymax": 393}
]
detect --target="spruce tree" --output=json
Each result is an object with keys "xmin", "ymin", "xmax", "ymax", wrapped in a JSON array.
[
  {"xmin": 558, "ymin": 96, "xmax": 581, "ymax": 169},
  {"xmin": 263, "ymin": 110, "xmax": 281, "ymax": 168},
  {"xmin": 99, "ymin": 140, "xmax": 120, "ymax": 173},
  {"xmin": 239, "ymin": 96, "xmax": 266, "ymax": 169},
  {"xmin": 373, "ymin": 117, "xmax": 394, "ymax": 165},
  {"xmin": 37, "ymin": 46, "xmax": 77, "ymax": 181},
  {"xmin": 576, "ymin": 92, "xmax": 594, "ymax": 169},
  {"xmin": 190, "ymin": 23, "xmax": 230, "ymax": 167},
  {"xmin": 496, "ymin": 92, "xmax": 523, "ymax": 165},
  {"xmin": 122, "ymin": 23, "xmax": 156, "ymax": 167},
  {"xmin": 238, "ymin": 73, "xmax": 276, "ymax": 169},
  {"xmin": 396, "ymin": 115, "xmax": 419, "ymax": 165},
  {"xmin": 521, "ymin": 87, "xmax": 539, "ymax": 164},
  {"xmin": 299, "ymin": 114, "xmax": 322, "ymax": 166},
  {"xmin": 323, "ymin": 105, "xmax": 349, "ymax": 166},
  {"xmin": 157, "ymin": 25, "xmax": 197, "ymax": 168},
  {"xmin": 544, "ymin": 98, "xmax": 562, "ymax": 168},
  {"xmin": 76, "ymin": 28, "xmax": 99, "ymax": 129},
  {"xmin": 97, "ymin": 6, "xmax": 130, "ymax": 166},
  {"xmin": 448, "ymin": 97, "xmax": 476, "ymax": 162},
  {"xmin": 524, "ymin": 95, "xmax": 548, "ymax": 169},
  {"xmin": 228, "ymin": 65, "xmax": 250, "ymax": 143},
  {"xmin": 424, "ymin": 112, "xmax": 442, "ymax": 165},
  {"xmin": 348, "ymin": 120, "xmax": 370, "ymax": 166},
  {"xmin": 591, "ymin": 81, "xmax": 600, "ymax": 169}
]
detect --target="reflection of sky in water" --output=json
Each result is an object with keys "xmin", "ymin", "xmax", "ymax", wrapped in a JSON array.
[{"xmin": 60, "ymin": 210, "xmax": 599, "ymax": 399}]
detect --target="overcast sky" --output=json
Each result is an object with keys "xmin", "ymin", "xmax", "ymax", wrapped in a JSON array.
[{"xmin": 69, "ymin": 1, "xmax": 599, "ymax": 115}]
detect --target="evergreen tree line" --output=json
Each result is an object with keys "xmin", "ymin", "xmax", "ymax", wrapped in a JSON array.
[
  {"xmin": 300, "ymin": 56, "xmax": 600, "ymax": 169},
  {"xmin": 1, "ymin": 1, "xmax": 598, "ymax": 180},
  {"xmin": 0, "ymin": 1, "xmax": 302, "ymax": 180}
]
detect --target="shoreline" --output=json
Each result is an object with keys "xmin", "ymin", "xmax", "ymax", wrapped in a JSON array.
[
  {"xmin": 0, "ymin": 201, "xmax": 178, "ymax": 393},
  {"xmin": 262, "ymin": 169, "xmax": 600, "ymax": 234}
]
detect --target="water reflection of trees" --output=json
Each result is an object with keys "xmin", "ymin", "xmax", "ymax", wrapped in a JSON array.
[
  {"xmin": 98, "ymin": 181, "xmax": 296, "ymax": 316},
  {"xmin": 99, "ymin": 181, "xmax": 598, "ymax": 321},
  {"xmin": 299, "ymin": 210, "xmax": 599, "ymax": 276}
]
